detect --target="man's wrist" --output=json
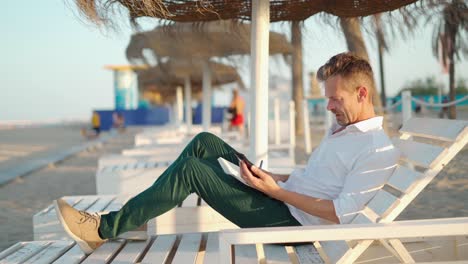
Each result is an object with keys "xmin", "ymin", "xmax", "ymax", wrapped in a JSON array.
[
  {"xmin": 271, "ymin": 187, "xmax": 288, "ymax": 201},
  {"xmin": 273, "ymin": 174, "xmax": 288, "ymax": 182}
]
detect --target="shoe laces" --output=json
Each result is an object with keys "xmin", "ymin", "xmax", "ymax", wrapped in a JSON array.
[{"xmin": 77, "ymin": 211, "xmax": 100, "ymax": 229}]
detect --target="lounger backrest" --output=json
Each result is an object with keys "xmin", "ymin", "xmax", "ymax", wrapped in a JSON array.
[{"xmin": 318, "ymin": 117, "xmax": 468, "ymax": 264}]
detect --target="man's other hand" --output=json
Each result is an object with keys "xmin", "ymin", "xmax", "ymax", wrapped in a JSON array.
[{"xmin": 240, "ymin": 161, "xmax": 281, "ymax": 197}]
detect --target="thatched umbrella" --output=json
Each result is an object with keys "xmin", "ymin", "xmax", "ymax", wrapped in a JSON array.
[
  {"xmin": 75, "ymin": 1, "xmax": 423, "ymax": 24},
  {"xmin": 126, "ymin": 20, "xmax": 291, "ymax": 60},
  {"xmin": 76, "ymin": 0, "xmax": 427, "ymax": 166},
  {"xmin": 136, "ymin": 59, "xmax": 245, "ymax": 131},
  {"xmin": 126, "ymin": 20, "xmax": 291, "ymax": 135}
]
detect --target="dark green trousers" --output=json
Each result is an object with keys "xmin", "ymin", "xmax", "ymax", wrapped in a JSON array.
[{"xmin": 99, "ymin": 132, "xmax": 300, "ymax": 239}]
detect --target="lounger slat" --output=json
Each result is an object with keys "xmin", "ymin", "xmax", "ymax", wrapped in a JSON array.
[
  {"xmin": 73, "ymin": 196, "xmax": 101, "ymax": 211},
  {"xmin": 140, "ymin": 235, "xmax": 177, "ymax": 264},
  {"xmin": 0, "ymin": 243, "xmax": 22, "ymax": 260},
  {"xmin": 135, "ymin": 162, "xmax": 147, "ymax": 169},
  {"xmin": 400, "ymin": 118, "xmax": 467, "ymax": 142},
  {"xmin": 85, "ymin": 196, "xmax": 115, "ymax": 212},
  {"xmin": 317, "ymin": 241, "xmax": 348, "ymax": 264},
  {"xmin": 123, "ymin": 148, "xmax": 181, "ymax": 158},
  {"xmin": 81, "ymin": 241, "xmax": 124, "ymax": 264},
  {"xmin": 52, "ymin": 244, "xmax": 86, "ymax": 264},
  {"xmin": 234, "ymin": 244, "xmax": 258, "ymax": 264},
  {"xmin": 366, "ymin": 190, "xmax": 400, "ymax": 219},
  {"xmin": 152, "ymin": 161, "xmax": 162, "ymax": 168},
  {"xmin": 44, "ymin": 197, "xmax": 82, "ymax": 216},
  {"xmin": 110, "ymin": 241, "xmax": 148, "ymax": 263},
  {"xmin": 352, "ymin": 213, "xmax": 374, "ymax": 224},
  {"xmin": 0, "ymin": 241, "xmax": 49, "ymax": 264},
  {"xmin": 23, "ymin": 241, "xmax": 73, "ymax": 264},
  {"xmin": 203, "ymin": 233, "xmax": 219, "ymax": 264},
  {"xmin": 103, "ymin": 196, "xmax": 129, "ymax": 212},
  {"xmin": 172, "ymin": 233, "xmax": 202, "ymax": 264},
  {"xmin": 99, "ymin": 166, "xmax": 111, "ymax": 173},
  {"xmin": 263, "ymin": 244, "xmax": 290, "ymax": 264},
  {"xmin": 392, "ymin": 138, "xmax": 446, "ymax": 168},
  {"xmin": 387, "ymin": 165, "xmax": 424, "ymax": 194},
  {"xmin": 114, "ymin": 164, "xmax": 126, "ymax": 171},
  {"xmin": 294, "ymin": 244, "xmax": 324, "ymax": 264},
  {"xmin": 99, "ymin": 154, "xmax": 176, "ymax": 169}
]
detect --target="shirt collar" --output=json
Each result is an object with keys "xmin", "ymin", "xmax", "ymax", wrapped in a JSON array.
[
  {"xmin": 349, "ymin": 116, "xmax": 383, "ymax": 132},
  {"xmin": 331, "ymin": 116, "xmax": 383, "ymax": 135}
]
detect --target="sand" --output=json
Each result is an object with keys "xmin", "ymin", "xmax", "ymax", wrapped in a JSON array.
[
  {"xmin": 0, "ymin": 110, "xmax": 466, "ymax": 251},
  {"xmin": 0, "ymin": 126, "xmax": 140, "ymax": 250}
]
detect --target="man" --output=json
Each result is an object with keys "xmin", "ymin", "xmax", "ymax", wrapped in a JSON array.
[
  {"xmin": 55, "ymin": 52, "xmax": 399, "ymax": 254},
  {"xmin": 81, "ymin": 111, "xmax": 101, "ymax": 139},
  {"xmin": 91, "ymin": 111, "xmax": 101, "ymax": 136},
  {"xmin": 228, "ymin": 89, "xmax": 245, "ymax": 137}
]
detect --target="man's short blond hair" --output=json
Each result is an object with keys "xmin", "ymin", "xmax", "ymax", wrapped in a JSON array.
[{"xmin": 317, "ymin": 52, "xmax": 375, "ymax": 102}]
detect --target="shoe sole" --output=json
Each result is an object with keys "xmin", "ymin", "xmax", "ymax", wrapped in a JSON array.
[{"xmin": 53, "ymin": 200, "xmax": 94, "ymax": 254}]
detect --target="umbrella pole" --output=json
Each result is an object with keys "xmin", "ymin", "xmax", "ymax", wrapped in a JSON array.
[
  {"xmin": 202, "ymin": 60, "xmax": 212, "ymax": 131},
  {"xmin": 176, "ymin": 86, "xmax": 183, "ymax": 127},
  {"xmin": 184, "ymin": 76, "xmax": 192, "ymax": 135},
  {"xmin": 250, "ymin": 0, "xmax": 270, "ymax": 167}
]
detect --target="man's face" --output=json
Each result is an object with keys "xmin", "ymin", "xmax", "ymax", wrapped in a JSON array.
[{"xmin": 324, "ymin": 75, "xmax": 361, "ymax": 126}]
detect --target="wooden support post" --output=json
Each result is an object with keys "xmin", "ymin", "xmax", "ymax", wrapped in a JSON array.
[
  {"xmin": 176, "ymin": 86, "xmax": 183, "ymax": 127},
  {"xmin": 249, "ymin": 0, "xmax": 270, "ymax": 168},
  {"xmin": 303, "ymin": 100, "xmax": 311, "ymax": 154},
  {"xmin": 289, "ymin": 101, "xmax": 296, "ymax": 159},
  {"xmin": 402, "ymin": 91, "xmax": 412, "ymax": 126},
  {"xmin": 202, "ymin": 61, "xmax": 212, "ymax": 131},
  {"xmin": 184, "ymin": 76, "xmax": 192, "ymax": 135},
  {"xmin": 274, "ymin": 98, "xmax": 281, "ymax": 145}
]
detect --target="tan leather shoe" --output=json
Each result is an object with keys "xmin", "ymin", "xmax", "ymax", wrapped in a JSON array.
[{"xmin": 54, "ymin": 198, "xmax": 105, "ymax": 254}]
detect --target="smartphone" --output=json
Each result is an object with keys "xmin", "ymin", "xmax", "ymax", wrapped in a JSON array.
[{"xmin": 234, "ymin": 152, "xmax": 257, "ymax": 176}]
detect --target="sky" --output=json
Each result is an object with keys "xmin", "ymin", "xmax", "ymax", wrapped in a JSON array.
[{"xmin": 1, "ymin": 1, "xmax": 467, "ymax": 122}]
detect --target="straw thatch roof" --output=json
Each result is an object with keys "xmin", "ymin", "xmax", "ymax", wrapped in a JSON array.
[
  {"xmin": 137, "ymin": 59, "xmax": 245, "ymax": 93},
  {"xmin": 76, "ymin": 0, "xmax": 428, "ymax": 26},
  {"xmin": 126, "ymin": 20, "xmax": 291, "ymax": 62}
]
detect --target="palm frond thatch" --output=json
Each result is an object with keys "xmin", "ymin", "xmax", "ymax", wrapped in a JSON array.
[
  {"xmin": 74, "ymin": 0, "xmax": 427, "ymax": 27},
  {"xmin": 126, "ymin": 20, "xmax": 292, "ymax": 62}
]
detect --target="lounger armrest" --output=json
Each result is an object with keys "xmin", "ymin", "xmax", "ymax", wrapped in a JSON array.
[{"xmin": 218, "ymin": 217, "xmax": 468, "ymax": 263}]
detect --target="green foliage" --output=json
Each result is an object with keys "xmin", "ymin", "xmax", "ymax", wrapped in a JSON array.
[
  {"xmin": 456, "ymin": 79, "xmax": 468, "ymax": 94},
  {"xmin": 398, "ymin": 77, "xmax": 468, "ymax": 96},
  {"xmin": 399, "ymin": 77, "xmax": 442, "ymax": 96}
]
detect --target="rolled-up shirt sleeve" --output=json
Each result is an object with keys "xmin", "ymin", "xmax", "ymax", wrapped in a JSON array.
[{"xmin": 333, "ymin": 146, "xmax": 399, "ymax": 224}]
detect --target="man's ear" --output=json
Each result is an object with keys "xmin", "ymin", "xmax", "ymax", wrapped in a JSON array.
[{"xmin": 357, "ymin": 86, "xmax": 368, "ymax": 102}]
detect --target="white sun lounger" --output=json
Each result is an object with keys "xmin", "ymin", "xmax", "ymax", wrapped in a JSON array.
[{"xmin": 8, "ymin": 218, "xmax": 468, "ymax": 263}]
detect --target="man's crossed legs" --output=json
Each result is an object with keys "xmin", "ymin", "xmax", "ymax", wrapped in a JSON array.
[{"xmin": 55, "ymin": 132, "xmax": 300, "ymax": 253}]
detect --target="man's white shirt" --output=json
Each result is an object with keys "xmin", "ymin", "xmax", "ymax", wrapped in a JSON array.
[{"xmin": 278, "ymin": 116, "xmax": 400, "ymax": 225}]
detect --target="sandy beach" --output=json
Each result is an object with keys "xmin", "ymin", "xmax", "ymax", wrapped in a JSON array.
[
  {"xmin": 0, "ymin": 111, "xmax": 467, "ymax": 251},
  {"xmin": 0, "ymin": 126, "xmax": 140, "ymax": 250}
]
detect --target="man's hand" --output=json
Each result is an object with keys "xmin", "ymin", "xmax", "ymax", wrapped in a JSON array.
[
  {"xmin": 242, "ymin": 164, "xmax": 289, "ymax": 183},
  {"xmin": 240, "ymin": 161, "xmax": 281, "ymax": 197}
]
